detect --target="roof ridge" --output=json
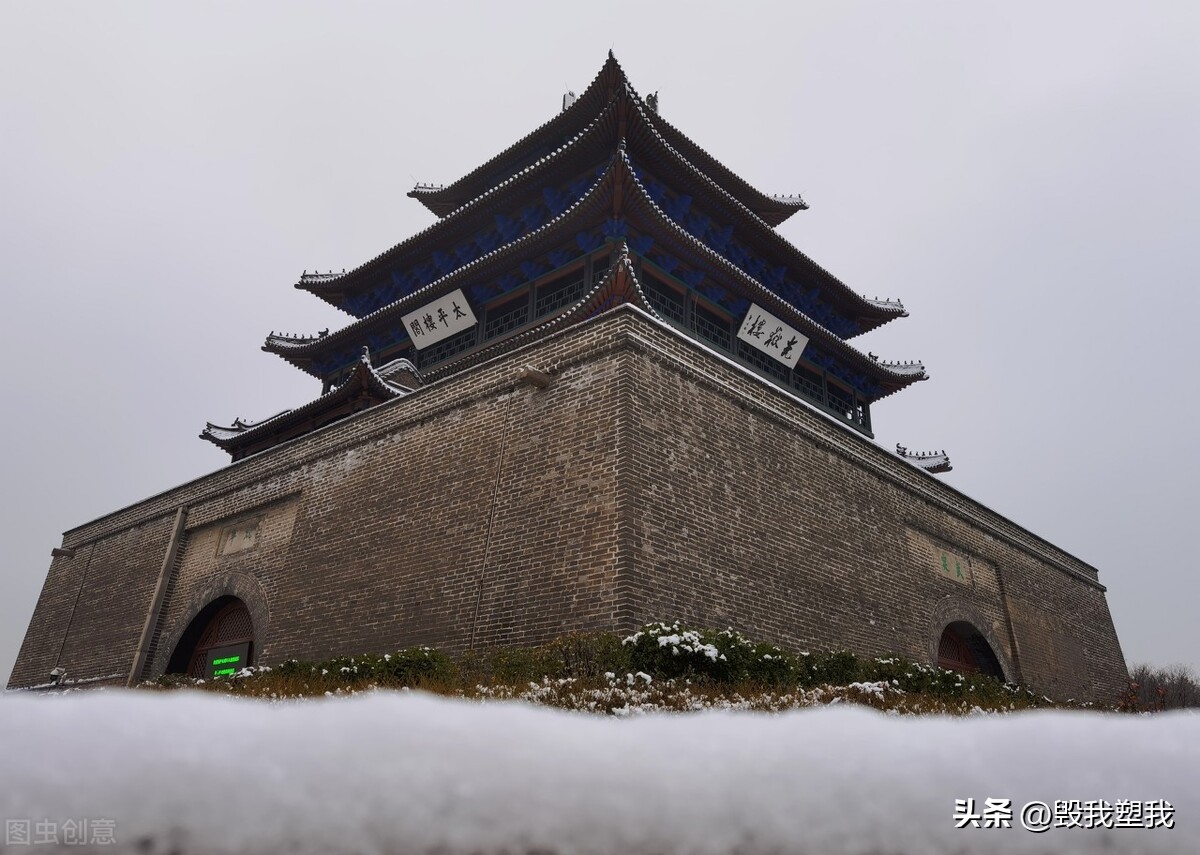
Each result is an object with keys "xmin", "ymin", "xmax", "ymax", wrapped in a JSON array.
[
  {"xmin": 406, "ymin": 53, "xmax": 623, "ymax": 213},
  {"xmin": 621, "ymin": 96, "xmax": 904, "ymax": 325}
]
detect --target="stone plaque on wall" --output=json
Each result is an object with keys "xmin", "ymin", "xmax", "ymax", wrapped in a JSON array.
[
  {"xmin": 219, "ymin": 517, "xmax": 261, "ymax": 555},
  {"xmin": 932, "ymin": 545, "xmax": 972, "ymax": 585},
  {"xmin": 906, "ymin": 527, "xmax": 974, "ymax": 586}
]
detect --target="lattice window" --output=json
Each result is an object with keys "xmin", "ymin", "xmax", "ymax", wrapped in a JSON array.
[
  {"xmin": 693, "ymin": 304, "xmax": 732, "ymax": 351},
  {"xmin": 937, "ymin": 625, "xmax": 979, "ymax": 674},
  {"xmin": 535, "ymin": 275, "xmax": 586, "ymax": 318},
  {"xmin": 794, "ymin": 364, "xmax": 825, "ymax": 401},
  {"xmin": 826, "ymin": 384, "xmax": 854, "ymax": 419},
  {"xmin": 644, "ymin": 278, "xmax": 685, "ymax": 325},
  {"xmin": 484, "ymin": 297, "xmax": 530, "ymax": 340},
  {"xmin": 423, "ymin": 326, "xmax": 477, "ymax": 365},
  {"xmin": 737, "ymin": 340, "xmax": 789, "ymax": 384}
]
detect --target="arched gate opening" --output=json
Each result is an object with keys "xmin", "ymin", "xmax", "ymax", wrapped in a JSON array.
[
  {"xmin": 167, "ymin": 596, "xmax": 256, "ymax": 678},
  {"xmin": 937, "ymin": 620, "xmax": 1005, "ymax": 681}
]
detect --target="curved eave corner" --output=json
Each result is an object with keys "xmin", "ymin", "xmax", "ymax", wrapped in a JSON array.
[
  {"xmin": 871, "ymin": 360, "xmax": 929, "ymax": 401},
  {"xmin": 200, "ymin": 349, "xmax": 412, "ymax": 460},
  {"xmin": 895, "ymin": 446, "xmax": 952, "ymax": 474},
  {"xmin": 404, "ymin": 52, "xmax": 624, "ymax": 218}
]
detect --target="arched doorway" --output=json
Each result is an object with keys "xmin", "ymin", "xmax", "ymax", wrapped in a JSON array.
[
  {"xmin": 937, "ymin": 621, "xmax": 1005, "ymax": 680},
  {"xmin": 167, "ymin": 596, "xmax": 255, "ymax": 678}
]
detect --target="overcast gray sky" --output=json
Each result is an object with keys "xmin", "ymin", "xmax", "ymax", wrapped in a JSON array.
[{"xmin": 3, "ymin": 1, "xmax": 1197, "ymax": 686}]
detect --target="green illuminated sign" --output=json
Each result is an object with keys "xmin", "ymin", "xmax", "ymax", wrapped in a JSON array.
[
  {"xmin": 204, "ymin": 642, "xmax": 252, "ymax": 679},
  {"xmin": 212, "ymin": 655, "xmax": 240, "ymax": 677}
]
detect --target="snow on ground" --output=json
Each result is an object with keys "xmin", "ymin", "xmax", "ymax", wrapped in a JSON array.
[{"xmin": 1, "ymin": 690, "xmax": 1196, "ymax": 854}]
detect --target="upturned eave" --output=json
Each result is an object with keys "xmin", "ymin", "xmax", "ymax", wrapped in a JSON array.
[{"xmin": 406, "ymin": 52, "xmax": 807, "ymax": 226}]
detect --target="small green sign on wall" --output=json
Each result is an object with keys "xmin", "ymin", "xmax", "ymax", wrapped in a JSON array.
[{"xmin": 205, "ymin": 642, "xmax": 251, "ymax": 679}]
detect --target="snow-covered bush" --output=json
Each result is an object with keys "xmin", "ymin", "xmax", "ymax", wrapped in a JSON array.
[{"xmin": 622, "ymin": 622, "xmax": 799, "ymax": 684}]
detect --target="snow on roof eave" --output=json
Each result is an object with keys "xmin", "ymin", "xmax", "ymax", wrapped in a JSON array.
[
  {"xmin": 265, "ymin": 332, "xmax": 327, "ymax": 349},
  {"xmin": 201, "ymin": 410, "xmax": 294, "ymax": 442},
  {"xmin": 405, "ymin": 92, "xmax": 625, "ymax": 224},
  {"xmin": 877, "ymin": 361, "xmax": 927, "ymax": 378},
  {"xmin": 617, "ymin": 155, "xmax": 924, "ymax": 390},
  {"xmin": 404, "ymin": 54, "xmax": 621, "ymax": 216},
  {"xmin": 620, "ymin": 85, "xmax": 812, "ymax": 230},
  {"xmin": 264, "ymin": 160, "xmax": 621, "ymax": 375},
  {"xmin": 410, "ymin": 54, "xmax": 803, "ymax": 227},
  {"xmin": 904, "ymin": 452, "xmax": 953, "ymax": 474},
  {"xmin": 621, "ymin": 97, "xmax": 904, "ymax": 327},
  {"xmin": 296, "ymin": 93, "xmax": 625, "ymax": 306},
  {"xmin": 624, "ymin": 79, "xmax": 810, "ymax": 227},
  {"xmin": 374, "ymin": 356, "xmax": 423, "ymax": 387},
  {"xmin": 769, "ymin": 193, "xmax": 808, "ymax": 208},
  {"xmin": 865, "ymin": 296, "xmax": 906, "ymax": 314},
  {"xmin": 201, "ymin": 358, "xmax": 407, "ymax": 453}
]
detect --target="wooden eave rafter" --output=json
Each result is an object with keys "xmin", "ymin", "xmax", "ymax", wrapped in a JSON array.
[
  {"xmin": 282, "ymin": 109, "xmax": 902, "ymax": 371},
  {"xmin": 266, "ymin": 157, "xmax": 622, "ymax": 376},
  {"xmin": 407, "ymin": 52, "xmax": 805, "ymax": 226},
  {"xmin": 298, "ymin": 94, "xmax": 626, "ymax": 312},
  {"xmin": 617, "ymin": 95, "xmax": 903, "ymax": 333},
  {"xmin": 302, "ymin": 80, "xmax": 897, "ymax": 333},
  {"xmin": 614, "ymin": 153, "xmax": 924, "ymax": 396},
  {"xmin": 273, "ymin": 153, "xmax": 924, "ymax": 398}
]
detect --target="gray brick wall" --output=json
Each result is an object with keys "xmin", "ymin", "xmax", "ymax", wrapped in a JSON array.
[{"xmin": 8, "ymin": 307, "xmax": 1128, "ymax": 702}]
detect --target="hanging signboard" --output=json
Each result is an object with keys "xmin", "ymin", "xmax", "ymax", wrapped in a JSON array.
[
  {"xmin": 737, "ymin": 303, "xmax": 809, "ymax": 369},
  {"xmin": 402, "ymin": 288, "xmax": 477, "ymax": 350}
]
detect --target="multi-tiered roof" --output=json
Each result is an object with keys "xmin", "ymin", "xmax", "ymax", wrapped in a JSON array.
[{"xmin": 203, "ymin": 54, "xmax": 928, "ymax": 460}]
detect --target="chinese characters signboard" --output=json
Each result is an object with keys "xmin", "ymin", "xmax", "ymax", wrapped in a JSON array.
[
  {"xmin": 737, "ymin": 304, "xmax": 809, "ymax": 369},
  {"xmin": 402, "ymin": 288, "xmax": 477, "ymax": 350}
]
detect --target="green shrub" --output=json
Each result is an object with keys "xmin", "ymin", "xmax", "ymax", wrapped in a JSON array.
[
  {"xmin": 793, "ymin": 650, "xmax": 861, "ymax": 687},
  {"xmin": 484, "ymin": 645, "xmax": 562, "ymax": 683},
  {"xmin": 376, "ymin": 647, "xmax": 455, "ymax": 685},
  {"xmin": 547, "ymin": 631, "xmax": 631, "ymax": 679}
]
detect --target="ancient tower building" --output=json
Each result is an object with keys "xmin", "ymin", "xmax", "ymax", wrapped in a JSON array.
[{"xmin": 9, "ymin": 55, "xmax": 1127, "ymax": 701}]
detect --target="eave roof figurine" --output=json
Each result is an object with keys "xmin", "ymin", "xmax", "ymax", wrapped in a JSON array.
[{"xmin": 11, "ymin": 54, "xmax": 1127, "ymax": 703}]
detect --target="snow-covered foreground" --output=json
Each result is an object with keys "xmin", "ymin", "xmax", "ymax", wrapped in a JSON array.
[{"xmin": 1, "ymin": 691, "xmax": 1196, "ymax": 854}]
